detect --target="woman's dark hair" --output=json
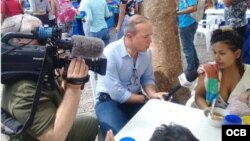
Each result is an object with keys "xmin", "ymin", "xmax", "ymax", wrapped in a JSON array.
[
  {"xmin": 149, "ymin": 123, "xmax": 199, "ymax": 141},
  {"xmin": 211, "ymin": 27, "xmax": 244, "ymax": 75}
]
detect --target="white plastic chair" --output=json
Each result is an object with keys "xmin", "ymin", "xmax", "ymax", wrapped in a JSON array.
[
  {"xmin": 185, "ymin": 89, "xmax": 196, "ymax": 107},
  {"xmin": 194, "ymin": 17, "xmax": 220, "ymax": 52},
  {"xmin": 185, "ymin": 95, "xmax": 195, "ymax": 107},
  {"xmin": 88, "ymin": 71, "xmax": 104, "ymax": 141},
  {"xmin": 89, "ymin": 71, "xmax": 98, "ymax": 104}
]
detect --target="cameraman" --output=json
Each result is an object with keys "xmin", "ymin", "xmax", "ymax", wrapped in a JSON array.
[{"xmin": 1, "ymin": 14, "xmax": 98, "ymax": 141}]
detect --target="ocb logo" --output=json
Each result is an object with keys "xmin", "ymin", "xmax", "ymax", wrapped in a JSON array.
[
  {"xmin": 222, "ymin": 125, "xmax": 249, "ymax": 141},
  {"xmin": 226, "ymin": 129, "xmax": 247, "ymax": 136}
]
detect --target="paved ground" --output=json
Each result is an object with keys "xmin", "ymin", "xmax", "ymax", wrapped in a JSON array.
[{"xmin": 1, "ymin": 27, "xmax": 214, "ymax": 141}]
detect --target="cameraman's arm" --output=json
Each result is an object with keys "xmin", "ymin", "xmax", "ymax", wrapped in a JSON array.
[{"xmin": 38, "ymin": 58, "xmax": 88, "ymax": 141}]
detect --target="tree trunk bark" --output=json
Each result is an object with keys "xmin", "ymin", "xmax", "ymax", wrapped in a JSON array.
[{"xmin": 143, "ymin": 0, "xmax": 190, "ymax": 104}]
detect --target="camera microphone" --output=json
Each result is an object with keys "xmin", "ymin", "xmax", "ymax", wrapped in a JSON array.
[
  {"xmin": 1, "ymin": 31, "xmax": 107, "ymax": 84},
  {"xmin": 164, "ymin": 70, "xmax": 198, "ymax": 101},
  {"xmin": 60, "ymin": 35, "xmax": 107, "ymax": 75},
  {"xmin": 70, "ymin": 35, "xmax": 105, "ymax": 59}
]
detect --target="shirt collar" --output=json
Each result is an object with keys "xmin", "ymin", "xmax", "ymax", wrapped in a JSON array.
[{"xmin": 119, "ymin": 37, "xmax": 130, "ymax": 58}]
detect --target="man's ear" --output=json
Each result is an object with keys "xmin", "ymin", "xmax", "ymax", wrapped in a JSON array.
[{"xmin": 126, "ymin": 32, "xmax": 133, "ymax": 39}]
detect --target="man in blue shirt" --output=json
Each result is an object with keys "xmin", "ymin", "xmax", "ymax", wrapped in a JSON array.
[
  {"xmin": 177, "ymin": 0, "xmax": 200, "ymax": 72},
  {"xmin": 95, "ymin": 14, "xmax": 167, "ymax": 138}
]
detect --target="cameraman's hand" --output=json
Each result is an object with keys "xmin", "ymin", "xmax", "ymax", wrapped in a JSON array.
[{"xmin": 66, "ymin": 58, "xmax": 89, "ymax": 89}]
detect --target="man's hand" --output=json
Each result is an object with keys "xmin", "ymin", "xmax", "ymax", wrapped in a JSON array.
[
  {"xmin": 66, "ymin": 58, "xmax": 89, "ymax": 89},
  {"xmin": 151, "ymin": 92, "xmax": 168, "ymax": 100},
  {"xmin": 105, "ymin": 130, "xmax": 115, "ymax": 141},
  {"xmin": 115, "ymin": 26, "xmax": 120, "ymax": 33}
]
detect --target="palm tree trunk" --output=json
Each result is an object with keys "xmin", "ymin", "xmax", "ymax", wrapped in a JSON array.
[{"xmin": 144, "ymin": 0, "xmax": 190, "ymax": 104}]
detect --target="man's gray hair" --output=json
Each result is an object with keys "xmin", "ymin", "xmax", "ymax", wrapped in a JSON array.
[
  {"xmin": 124, "ymin": 14, "xmax": 150, "ymax": 35},
  {"xmin": 1, "ymin": 14, "xmax": 42, "ymax": 35}
]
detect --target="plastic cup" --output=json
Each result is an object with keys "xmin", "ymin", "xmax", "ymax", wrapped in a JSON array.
[
  {"xmin": 224, "ymin": 114, "xmax": 242, "ymax": 125},
  {"xmin": 242, "ymin": 116, "xmax": 250, "ymax": 125},
  {"xmin": 119, "ymin": 137, "xmax": 136, "ymax": 141}
]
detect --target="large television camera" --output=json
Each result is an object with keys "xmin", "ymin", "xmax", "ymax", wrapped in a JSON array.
[{"xmin": 1, "ymin": 26, "xmax": 107, "ymax": 84}]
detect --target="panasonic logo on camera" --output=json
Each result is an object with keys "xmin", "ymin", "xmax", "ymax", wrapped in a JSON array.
[{"xmin": 33, "ymin": 57, "xmax": 44, "ymax": 61}]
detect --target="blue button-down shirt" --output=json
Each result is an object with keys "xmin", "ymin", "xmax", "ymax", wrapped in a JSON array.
[{"xmin": 96, "ymin": 37, "xmax": 155, "ymax": 103}]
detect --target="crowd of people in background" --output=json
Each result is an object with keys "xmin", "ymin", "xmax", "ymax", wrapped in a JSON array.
[
  {"xmin": 1, "ymin": 0, "xmax": 249, "ymax": 41},
  {"xmin": 1, "ymin": 0, "xmax": 145, "ymax": 45}
]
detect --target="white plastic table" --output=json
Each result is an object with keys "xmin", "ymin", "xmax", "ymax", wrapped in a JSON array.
[{"xmin": 115, "ymin": 99, "xmax": 221, "ymax": 141}]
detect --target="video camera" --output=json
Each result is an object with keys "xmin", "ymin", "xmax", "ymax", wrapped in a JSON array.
[{"xmin": 1, "ymin": 26, "xmax": 107, "ymax": 84}]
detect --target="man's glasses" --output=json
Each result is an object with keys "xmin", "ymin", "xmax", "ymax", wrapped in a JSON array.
[
  {"xmin": 127, "ymin": 68, "xmax": 140, "ymax": 91},
  {"xmin": 129, "ymin": 68, "xmax": 139, "ymax": 86}
]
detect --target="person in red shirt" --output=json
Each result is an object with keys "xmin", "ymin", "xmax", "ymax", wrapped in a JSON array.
[{"xmin": 1, "ymin": 0, "xmax": 23, "ymax": 23}]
